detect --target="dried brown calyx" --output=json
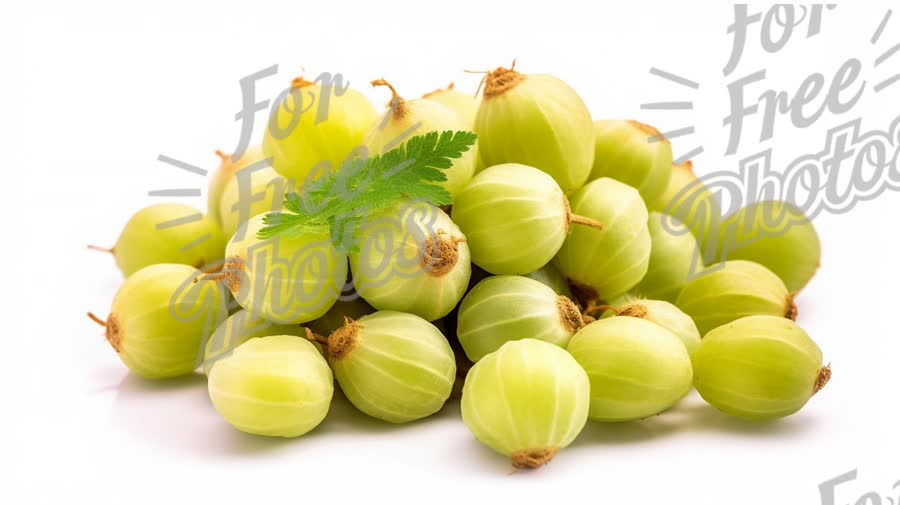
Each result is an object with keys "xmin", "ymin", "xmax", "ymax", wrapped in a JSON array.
[
  {"xmin": 323, "ymin": 317, "xmax": 361, "ymax": 361},
  {"xmin": 785, "ymin": 293, "xmax": 799, "ymax": 321},
  {"xmin": 420, "ymin": 232, "xmax": 464, "ymax": 278},
  {"xmin": 482, "ymin": 62, "xmax": 527, "ymax": 98},
  {"xmin": 628, "ymin": 120, "xmax": 670, "ymax": 146},
  {"xmin": 422, "ymin": 82, "xmax": 455, "ymax": 98},
  {"xmin": 87, "ymin": 312, "xmax": 121, "ymax": 352},
  {"xmin": 557, "ymin": 296, "xmax": 586, "ymax": 333},
  {"xmin": 291, "ymin": 76, "xmax": 315, "ymax": 89},
  {"xmin": 813, "ymin": 364, "xmax": 832, "ymax": 395},
  {"xmin": 511, "ymin": 448, "xmax": 559, "ymax": 469},
  {"xmin": 371, "ymin": 78, "xmax": 408, "ymax": 119},
  {"xmin": 562, "ymin": 194, "xmax": 604, "ymax": 233},
  {"xmin": 195, "ymin": 257, "xmax": 246, "ymax": 293},
  {"xmin": 584, "ymin": 303, "xmax": 648, "ymax": 320}
]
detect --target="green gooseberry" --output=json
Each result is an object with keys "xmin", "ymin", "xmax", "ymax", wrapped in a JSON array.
[
  {"xmin": 350, "ymin": 201, "xmax": 471, "ymax": 322},
  {"xmin": 653, "ymin": 161, "xmax": 722, "ymax": 263},
  {"xmin": 319, "ymin": 311, "xmax": 456, "ymax": 423},
  {"xmin": 461, "ymin": 339, "xmax": 590, "ymax": 469},
  {"xmin": 567, "ymin": 316, "xmax": 694, "ymax": 422},
  {"xmin": 692, "ymin": 315, "xmax": 831, "ymax": 421},
  {"xmin": 457, "ymin": 276, "xmax": 586, "ymax": 362},
  {"xmin": 218, "ymin": 163, "xmax": 295, "ymax": 240},
  {"xmin": 718, "ymin": 200, "xmax": 821, "ymax": 292},
  {"xmin": 523, "ymin": 262, "xmax": 574, "ymax": 299},
  {"xmin": 88, "ymin": 263, "xmax": 228, "ymax": 379},
  {"xmin": 201, "ymin": 309, "xmax": 306, "ymax": 375},
  {"xmin": 92, "ymin": 204, "xmax": 225, "ymax": 277},
  {"xmin": 207, "ymin": 146, "xmax": 267, "ymax": 226},
  {"xmin": 676, "ymin": 260, "xmax": 796, "ymax": 336},
  {"xmin": 589, "ymin": 120, "xmax": 673, "ymax": 205},
  {"xmin": 451, "ymin": 163, "xmax": 603, "ymax": 275},
  {"xmin": 554, "ymin": 178, "xmax": 652, "ymax": 303},
  {"xmin": 208, "ymin": 335, "xmax": 333, "ymax": 437},
  {"xmin": 599, "ymin": 294, "xmax": 701, "ymax": 356},
  {"xmin": 632, "ymin": 212, "xmax": 701, "ymax": 303}
]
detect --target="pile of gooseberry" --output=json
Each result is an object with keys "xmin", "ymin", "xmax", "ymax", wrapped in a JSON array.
[{"xmin": 88, "ymin": 64, "xmax": 829, "ymax": 469}]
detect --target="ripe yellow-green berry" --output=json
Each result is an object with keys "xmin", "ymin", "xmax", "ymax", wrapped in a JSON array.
[
  {"xmin": 202, "ymin": 309, "xmax": 306, "ymax": 375},
  {"xmin": 653, "ymin": 161, "xmax": 722, "ymax": 263},
  {"xmin": 589, "ymin": 120, "xmax": 672, "ymax": 205},
  {"xmin": 599, "ymin": 294, "xmax": 701, "ymax": 356},
  {"xmin": 633, "ymin": 212, "xmax": 701, "ymax": 303},
  {"xmin": 692, "ymin": 315, "xmax": 831, "ymax": 421},
  {"xmin": 208, "ymin": 146, "xmax": 267, "ymax": 226},
  {"xmin": 88, "ymin": 263, "xmax": 228, "ymax": 379}
]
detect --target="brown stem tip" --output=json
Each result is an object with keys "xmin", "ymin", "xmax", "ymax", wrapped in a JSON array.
[
  {"xmin": 813, "ymin": 364, "xmax": 832, "ymax": 395},
  {"xmin": 87, "ymin": 312, "xmax": 107, "ymax": 327},
  {"xmin": 371, "ymin": 78, "xmax": 407, "ymax": 119},
  {"xmin": 87, "ymin": 244, "xmax": 114, "ymax": 254},
  {"xmin": 303, "ymin": 327, "xmax": 330, "ymax": 346},
  {"xmin": 88, "ymin": 313, "xmax": 122, "ymax": 352},
  {"xmin": 511, "ymin": 447, "xmax": 558, "ymax": 470},
  {"xmin": 557, "ymin": 296, "xmax": 586, "ymax": 333},
  {"xmin": 785, "ymin": 293, "xmax": 799, "ymax": 321},
  {"xmin": 562, "ymin": 194, "xmax": 603, "ymax": 232}
]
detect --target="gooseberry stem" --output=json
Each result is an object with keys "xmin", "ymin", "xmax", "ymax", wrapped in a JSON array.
[
  {"xmin": 303, "ymin": 328, "xmax": 329, "ymax": 346},
  {"xmin": 87, "ymin": 244, "xmax": 114, "ymax": 254},
  {"xmin": 214, "ymin": 149, "xmax": 228, "ymax": 161},
  {"xmin": 568, "ymin": 214, "xmax": 604, "ymax": 231},
  {"xmin": 583, "ymin": 304, "xmax": 616, "ymax": 317},
  {"xmin": 371, "ymin": 79, "xmax": 407, "ymax": 118},
  {"xmin": 86, "ymin": 312, "xmax": 107, "ymax": 327}
]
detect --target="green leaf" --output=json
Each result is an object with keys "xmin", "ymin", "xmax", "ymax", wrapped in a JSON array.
[{"xmin": 256, "ymin": 130, "xmax": 477, "ymax": 251}]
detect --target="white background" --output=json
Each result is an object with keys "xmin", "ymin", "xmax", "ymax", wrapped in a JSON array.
[{"xmin": 3, "ymin": 1, "xmax": 898, "ymax": 504}]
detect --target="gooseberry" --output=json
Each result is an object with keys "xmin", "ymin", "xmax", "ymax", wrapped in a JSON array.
[{"xmin": 589, "ymin": 120, "xmax": 672, "ymax": 205}]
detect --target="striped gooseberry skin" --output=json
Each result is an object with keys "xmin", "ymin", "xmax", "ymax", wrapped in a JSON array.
[
  {"xmin": 718, "ymin": 200, "xmax": 821, "ymax": 292},
  {"xmin": 350, "ymin": 202, "xmax": 471, "ymax": 322},
  {"xmin": 208, "ymin": 335, "xmax": 333, "ymax": 437},
  {"xmin": 589, "ymin": 120, "xmax": 673, "ymax": 205},
  {"xmin": 111, "ymin": 204, "xmax": 225, "ymax": 277},
  {"xmin": 632, "ymin": 212, "xmax": 701, "ymax": 303},
  {"xmin": 201, "ymin": 309, "xmax": 307, "ymax": 375},
  {"xmin": 653, "ymin": 161, "xmax": 722, "ymax": 264},
  {"xmin": 554, "ymin": 178, "xmax": 652, "ymax": 302},
  {"xmin": 223, "ymin": 214, "xmax": 347, "ymax": 325},
  {"xmin": 451, "ymin": 163, "xmax": 571, "ymax": 276},
  {"xmin": 326, "ymin": 311, "xmax": 456, "ymax": 423},
  {"xmin": 523, "ymin": 262, "xmax": 574, "ymax": 298},
  {"xmin": 692, "ymin": 315, "xmax": 830, "ymax": 421},
  {"xmin": 567, "ymin": 316, "xmax": 694, "ymax": 422},
  {"xmin": 475, "ymin": 69, "xmax": 594, "ymax": 194},
  {"xmin": 219, "ymin": 164, "xmax": 295, "ymax": 240},
  {"xmin": 461, "ymin": 339, "xmax": 590, "ymax": 469},
  {"xmin": 457, "ymin": 276, "xmax": 584, "ymax": 362},
  {"xmin": 99, "ymin": 263, "xmax": 228, "ymax": 379},
  {"xmin": 675, "ymin": 260, "xmax": 795, "ymax": 336},
  {"xmin": 601, "ymin": 295, "xmax": 701, "ymax": 357}
]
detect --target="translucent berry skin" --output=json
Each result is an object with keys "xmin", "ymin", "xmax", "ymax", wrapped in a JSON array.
[
  {"xmin": 693, "ymin": 315, "xmax": 829, "ymax": 421},
  {"xmin": 207, "ymin": 146, "xmax": 267, "ymax": 226},
  {"xmin": 202, "ymin": 309, "xmax": 306, "ymax": 375},
  {"xmin": 422, "ymin": 84, "xmax": 478, "ymax": 126},
  {"xmin": 219, "ymin": 165, "xmax": 295, "ymax": 240},
  {"xmin": 366, "ymin": 98, "xmax": 476, "ymax": 199},
  {"xmin": 653, "ymin": 161, "xmax": 722, "ymax": 263},
  {"xmin": 554, "ymin": 178, "xmax": 652, "ymax": 302},
  {"xmin": 461, "ymin": 339, "xmax": 590, "ymax": 469},
  {"xmin": 263, "ymin": 80, "xmax": 375, "ymax": 183},
  {"xmin": 602, "ymin": 295, "xmax": 701, "ymax": 357},
  {"xmin": 475, "ymin": 72, "xmax": 594, "ymax": 194},
  {"xmin": 589, "ymin": 120, "xmax": 673, "ymax": 205},
  {"xmin": 457, "ymin": 276, "xmax": 584, "ymax": 362},
  {"xmin": 327, "ymin": 311, "xmax": 456, "ymax": 423},
  {"xmin": 105, "ymin": 264, "xmax": 228, "ymax": 379},
  {"xmin": 567, "ymin": 316, "xmax": 693, "ymax": 422},
  {"xmin": 224, "ymin": 214, "xmax": 347, "ymax": 325},
  {"xmin": 718, "ymin": 200, "xmax": 821, "ymax": 292},
  {"xmin": 208, "ymin": 335, "xmax": 333, "ymax": 437},
  {"xmin": 451, "ymin": 164, "xmax": 570, "ymax": 275},
  {"xmin": 633, "ymin": 212, "xmax": 701, "ymax": 303},
  {"xmin": 112, "ymin": 204, "xmax": 225, "ymax": 277},
  {"xmin": 350, "ymin": 202, "xmax": 470, "ymax": 322},
  {"xmin": 523, "ymin": 263, "xmax": 574, "ymax": 299},
  {"xmin": 676, "ymin": 260, "xmax": 795, "ymax": 336}
]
